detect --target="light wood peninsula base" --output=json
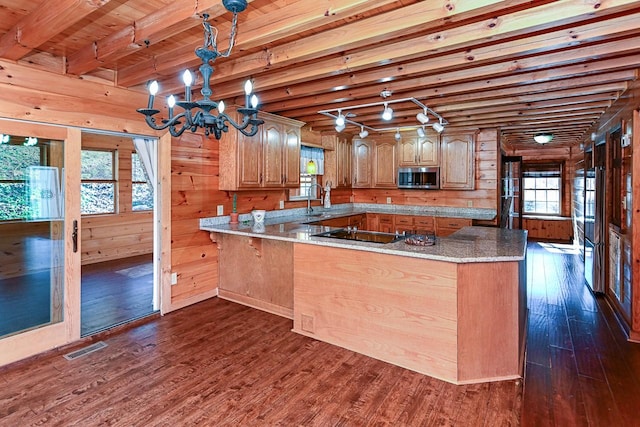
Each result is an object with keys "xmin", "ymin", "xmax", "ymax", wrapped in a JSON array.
[{"xmin": 293, "ymin": 243, "xmax": 526, "ymax": 385}]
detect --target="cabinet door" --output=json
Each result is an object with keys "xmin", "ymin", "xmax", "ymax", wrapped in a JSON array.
[
  {"xmin": 378, "ymin": 214, "xmax": 394, "ymax": 234},
  {"xmin": 417, "ymin": 131, "xmax": 439, "ymax": 166},
  {"xmin": 398, "ymin": 139, "xmax": 419, "ymax": 166},
  {"xmin": 436, "ymin": 217, "xmax": 472, "ymax": 236},
  {"xmin": 337, "ymin": 136, "xmax": 353, "ymax": 188},
  {"xmin": 373, "ymin": 140, "xmax": 397, "ymax": 188},
  {"xmin": 353, "ymin": 138, "xmax": 372, "ymax": 188},
  {"xmin": 282, "ymin": 125, "xmax": 300, "ymax": 187},
  {"xmin": 441, "ymin": 133, "xmax": 475, "ymax": 190},
  {"xmin": 263, "ymin": 122, "xmax": 284, "ymax": 187},
  {"xmin": 238, "ymin": 131, "xmax": 262, "ymax": 188}
]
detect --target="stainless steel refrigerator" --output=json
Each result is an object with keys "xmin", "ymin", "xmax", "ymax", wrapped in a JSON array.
[{"xmin": 584, "ymin": 166, "xmax": 606, "ymax": 293}]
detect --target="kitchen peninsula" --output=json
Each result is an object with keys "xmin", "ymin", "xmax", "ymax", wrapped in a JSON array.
[{"xmin": 200, "ymin": 204, "xmax": 527, "ymax": 384}]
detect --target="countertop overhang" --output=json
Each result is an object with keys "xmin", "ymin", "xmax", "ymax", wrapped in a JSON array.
[{"xmin": 200, "ymin": 204, "xmax": 526, "ymax": 263}]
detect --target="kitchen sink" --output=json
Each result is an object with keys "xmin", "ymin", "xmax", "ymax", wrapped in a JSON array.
[{"xmin": 313, "ymin": 228, "xmax": 405, "ymax": 244}]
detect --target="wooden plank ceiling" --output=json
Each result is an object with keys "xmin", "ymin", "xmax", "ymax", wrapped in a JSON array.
[{"xmin": 1, "ymin": 0, "xmax": 639, "ymax": 149}]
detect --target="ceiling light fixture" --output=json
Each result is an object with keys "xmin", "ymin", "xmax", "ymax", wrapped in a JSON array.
[
  {"xmin": 416, "ymin": 108, "xmax": 430, "ymax": 124},
  {"xmin": 137, "ymin": 1, "xmax": 263, "ymax": 139},
  {"xmin": 381, "ymin": 103, "xmax": 393, "ymax": 121},
  {"xmin": 534, "ymin": 133, "xmax": 554, "ymax": 144},
  {"xmin": 359, "ymin": 126, "xmax": 369, "ymax": 139},
  {"xmin": 318, "ymin": 97, "xmax": 447, "ymax": 136},
  {"xmin": 335, "ymin": 110, "xmax": 346, "ymax": 127}
]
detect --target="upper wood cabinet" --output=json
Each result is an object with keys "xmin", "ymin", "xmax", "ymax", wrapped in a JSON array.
[
  {"xmin": 322, "ymin": 134, "xmax": 352, "ymax": 188},
  {"xmin": 373, "ymin": 139, "xmax": 397, "ymax": 188},
  {"xmin": 398, "ymin": 130, "xmax": 439, "ymax": 167},
  {"xmin": 219, "ymin": 110, "xmax": 304, "ymax": 190},
  {"xmin": 440, "ymin": 132, "xmax": 475, "ymax": 190},
  {"xmin": 353, "ymin": 138, "xmax": 373, "ymax": 188}
]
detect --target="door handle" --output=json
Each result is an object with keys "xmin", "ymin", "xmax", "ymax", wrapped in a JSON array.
[{"xmin": 72, "ymin": 220, "xmax": 78, "ymax": 253}]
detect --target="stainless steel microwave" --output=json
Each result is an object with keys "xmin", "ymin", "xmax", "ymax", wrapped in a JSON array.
[{"xmin": 397, "ymin": 167, "xmax": 440, "ymax": 189}]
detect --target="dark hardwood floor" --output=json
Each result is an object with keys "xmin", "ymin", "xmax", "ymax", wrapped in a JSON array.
[
  {"xmin": 1, "ymin": 242, "xmax": 639, "ymax": 426},
  {"xmin": 81, "ymin": 254, "xmax": 155, "ymax": 336},
  {"xmin": 0, "ymin": 253, "xmax": 154, "ymax": 338}
]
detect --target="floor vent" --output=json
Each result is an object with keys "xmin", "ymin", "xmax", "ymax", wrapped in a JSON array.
[{"xmin": 63, "ymin": 341, "xmax": 108, "ymax": 361}]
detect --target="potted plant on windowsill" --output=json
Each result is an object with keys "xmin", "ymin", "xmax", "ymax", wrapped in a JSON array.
[{"xmin": 229, "ymin": 193, "xmax": 239, "ymax": 224}]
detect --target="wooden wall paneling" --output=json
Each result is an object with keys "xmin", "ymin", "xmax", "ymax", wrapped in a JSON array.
[
  {"xmin": 521, "ymin": 217, "xmax": 573, "ymax": 242},
  {"xmin": 457, "ymin": 261, "xmax": 523, "ymax": 383},
  {"xmin": 217, "ymin": 234, "xmax": 294, "ymax": 319},
  {"xmin": 631, "ymin": 109, "xmax": 640, "ymax": 340},
  {"xmin": 293, "ymin": 243, "xmax": 459, "ymax": 383}
]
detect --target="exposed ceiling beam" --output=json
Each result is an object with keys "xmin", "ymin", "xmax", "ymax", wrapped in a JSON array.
[{"xmin": 0, "ymin": 0, "xmax": 111, "ymax": 60}]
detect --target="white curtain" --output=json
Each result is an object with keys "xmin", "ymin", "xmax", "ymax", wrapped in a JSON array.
[
  {"xmin": 300, "ymin": 146, "xmax": 324, "ymax": 175},
  {"xmin": 132, "ymin": 137, "xmax": 157, "ymax": 190}
]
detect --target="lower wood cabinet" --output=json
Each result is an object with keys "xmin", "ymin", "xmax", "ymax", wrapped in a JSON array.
[{"xmin": 436, "ymin": 217, "xmax": 472, "ymax": 236}]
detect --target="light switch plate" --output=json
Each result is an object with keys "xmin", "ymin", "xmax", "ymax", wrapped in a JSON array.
[
  {"xmin": 467, "ymin": 201, "xmax": 473, "ymax": 207},
  {"xmin": 217, "ymin": 205, "xmax": 224, "ymax": 215},
  {"xmin": 279, "ymin": 200, "xmax": 285, "ymax": 209},
  {"xmin": 171, "ymin": 272, "xmax": 177, "ymax": 285}
]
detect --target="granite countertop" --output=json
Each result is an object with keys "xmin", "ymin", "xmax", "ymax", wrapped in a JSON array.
[{"xmin": 199, "ymin": 204, "xmax": 527, "ymax": 263}]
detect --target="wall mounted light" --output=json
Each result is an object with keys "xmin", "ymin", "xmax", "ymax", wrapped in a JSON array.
[{"xmin": 533, "ymin": 133, "xmax": 553, "ymax": 144}]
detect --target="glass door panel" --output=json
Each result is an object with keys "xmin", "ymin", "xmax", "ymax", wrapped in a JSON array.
[{"xmin": 0, "ymin": 134, "xmax": 65, "ymax": 338}]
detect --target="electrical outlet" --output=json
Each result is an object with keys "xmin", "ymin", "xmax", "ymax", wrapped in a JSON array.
[
  {"xmin": 217, "ymin": 205, "xmax": 224, "ymax": 215},
  {"xmin": 467, "ymin": 201, "xmax": 473, "ymax": 207},
  {"xmin": 386, "ymin": 197, "xmax": 392, "ymax": 204},
  {"xmin": 279, "ymin": 200, "xmax": 285, "ymax": 209},
  {"xmin": 171, "ymin": 272, "xmax": 178, "ymax": 285}
]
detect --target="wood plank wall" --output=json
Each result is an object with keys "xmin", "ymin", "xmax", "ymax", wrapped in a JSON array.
[
  {"xmin": 80, "ymin": 133, "xmax": 153, "ymax": 265},
  {"xmin": 352, "ymin": 129, "xmax": 499, "ymax": 220}
]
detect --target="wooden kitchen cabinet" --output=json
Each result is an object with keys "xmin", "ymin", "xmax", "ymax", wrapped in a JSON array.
[
  {"xmin": 323, "ymin": 134, "xmax": 352, "ymax": 188},
  {"xmin": 373, "ymin": 139, "xmax": 397, "ymax": 188},
  {"xmin": 441, "ymin": 132, "xmax": 475, "ymax": 190},
  {"xmin": 436, "ymin": 217, "xmax": 472, "ymax": 236},
  {"xmin": 219, "ymin": 110, "xmax": 304, "ymax": 190},
  {"xmin": 353, "ymin": 138, "xmax": 373, "ymax": 188},
  {"xmin": 398, "ymin": 130, "xmax": 439, "ymax": 167},
  {"xmin": 378, "ymin": 214, "xmax": 394, "ymax": 233}
]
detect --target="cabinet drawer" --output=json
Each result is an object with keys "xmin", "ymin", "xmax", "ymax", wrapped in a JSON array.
[
  {"xmin": 379, "ymin": 214, "xmax": 394, "ymax": 224},
  {"xmin": 394, "ymin": 216, "xmax": 413, "ymax": 226},
  {"xmin": 414, "ymin": 216, "xmax": 435, "ymax": 228},
  {"xmin": 436, "ymin": 217, "xmax": 471, "ymax": 229}
]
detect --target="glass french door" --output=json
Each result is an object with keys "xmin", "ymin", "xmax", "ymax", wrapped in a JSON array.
[{"xmin": 0, "ymin": 122, "xmax": 81, "ymax": 366}]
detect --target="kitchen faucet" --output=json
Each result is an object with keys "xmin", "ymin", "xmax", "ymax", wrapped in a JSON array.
[{"xmin": 307, "ymin": 183, "xmax": 323, "ymax": 215}]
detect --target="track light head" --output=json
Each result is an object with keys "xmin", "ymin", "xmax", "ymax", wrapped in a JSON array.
[
  {"xmin": 394, "ymin": 129, "xmax": 401, "ymax": 141},
  {"xmin": 335, "ymin": 124, "xmax": 346, "ymax": 133},
  {"xmin": 359, "ymin": 126, "xmax": 369, "ymax": 139},
  {"xmin": 416, "ymin": 127, "xmax": 425, "ymax": 138},
  {"xmin": 335, "ymin": 110, "xmax": 345, "ymax": 127},
  {"xmin": 416, "ymin": 108, "xmax": 429, "ymax": 124},
  {"xmin": 382, "ymin": 103, "xmax": 393, "ymax": 121},
  {"xmin": 432, "ymin": 121, "xmax": 444, "ymax": 133}
]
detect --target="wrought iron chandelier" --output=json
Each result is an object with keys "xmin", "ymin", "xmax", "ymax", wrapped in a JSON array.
[{"xmin": 137, "ymin": 0, "xmax": 263, "ymax": 139}]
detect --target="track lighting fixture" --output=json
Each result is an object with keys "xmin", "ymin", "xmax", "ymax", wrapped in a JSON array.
[
  {"xmin": 394, "ymin": 129, "xmax": 402, "ymax": 141},
  {"xmin": 382, "ymin": 103, "xmax": 393, "ymax": 121},
  {"xmin": 416, "ymin": 108, "xmax": 430, "ymax": 124},
  {"xmin": 318, "ymin": 97, "xmax": 447, "ymax": 137}
]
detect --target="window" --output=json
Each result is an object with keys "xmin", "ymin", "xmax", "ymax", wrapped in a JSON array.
[
  {"xmin": 523, "ymin": 163, "xmax": 562, "ymax": 215},
  {"xmin": 131, "ymin": 152, "xmax": 153, "ymax": 211},
  {"xmin": 81, "ymin": 149, "xmax": 116, "ymax": 214},
  {"xmin": 0, "ymin": 139, "xmax": 47, "ymax": 221},
  {"xmin": 290, "ymin": 174, "xmax": 318, "ymax": 201}
]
